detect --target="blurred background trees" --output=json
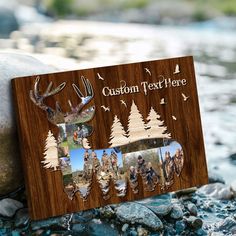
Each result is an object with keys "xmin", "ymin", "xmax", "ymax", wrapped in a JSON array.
[{"xmin": 27, "ymin": 0, "xmax": 236, "ymax": 22}]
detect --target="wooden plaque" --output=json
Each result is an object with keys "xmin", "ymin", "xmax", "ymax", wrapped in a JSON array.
[{"xmin": 12, "ymin": 56, "xmax": 208, "ymax": 220}]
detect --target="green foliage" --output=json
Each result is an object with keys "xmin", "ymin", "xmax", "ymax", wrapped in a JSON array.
[
  {"xmin": 44, "ymin": 0, "xmax": 236, "ymax": 19},
  {"xmin": 47, "ymin": 0, "xmax": 75, "ymax": 17},
  {"xmin": 122, "ymin": 0, "xmax": 150, "ymax": 9},
  {"xmin": 63, "ymin": 174, "xmax": 73, "ymax": 185},
  {"xmin": 191, "ymin": 0, "xmax": 236, "ymax": 16},
  {"xmin": 192, "ymin": 8, "xmax": 209, "ymax": 22},
  {"xmin": 220, "ymin": 2, "xmax": 236, "ymax": 15}
]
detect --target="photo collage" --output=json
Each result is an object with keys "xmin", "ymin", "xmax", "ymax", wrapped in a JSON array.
[{"xmin": 57, "ymin": 123, "xmax": 184, "ymax": 199}]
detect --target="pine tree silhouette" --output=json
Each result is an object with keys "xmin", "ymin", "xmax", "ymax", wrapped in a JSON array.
[
  {"xmin": 85, "ymin": 172, "xmax": 103, "ymax": 202},
  {"xmin": 109, "ymin": 115, "xmax": 128, "ymax": 147},
  {"xmin": 146, "ymin": 107, "xmax": 171, "ymax": 139},
  {"xmin": 42, "ymin": 130, "xmax": 59, "ymax": 171},
  {"xmin": 127, "ymin": 100, "xmax": 146, "ymax": 143}
]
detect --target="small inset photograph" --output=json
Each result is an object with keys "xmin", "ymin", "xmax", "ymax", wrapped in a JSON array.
[
  {"xmin": 158, "ymin": 141, "xmax": 184, "ymax": 187},
  {"xmin": 65, "ymin": 123, "xmax": 93, "ymax": 150},
  {"xmin": 65, "ymin": 148, "xmax": 125, "ymax": 198},
  {"xmin": 123, "ymin": 148, "xmax": 163, "ymax": 191},
  {"xmin": 58, "ymin": 123, "xmax": 69, "ymax": 158}
]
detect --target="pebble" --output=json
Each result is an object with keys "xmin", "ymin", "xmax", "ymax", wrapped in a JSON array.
[
  {"xmin": 215, "ymin": 216, "xmax": 236, "ymax": 232},
  {"xmin": 170, "ymin": 205, "xmax": 184, "ymax": 220},
  {"xmin": 137, "ymin": 226, "xmax": 149, "ymax": 236},
  {"xmin": 230, "ymin": 180, "xmax": 236, "ymax": 197},
  {"xmin": 0, "ymin": 198, "xmax": 23, "ymax": 217},
  {"xmin": 208, "ymin": 171, "xmax": 225, "ymax": 184},
  {"xmin": 116, "ymin": 203, "xmax": 163, "ymax": 231},
  {"xmin": 99, "ymin": 205, "xmax": 115, "ymax": 219},
  {"xmin": 72, "ymin": 223, "xmax": 87, "ymax": 233},
  {"xmin": 88, "ymin": 222, "xmax": 119, "ymax": 236},
  {"xmin": 14, "ymin": 208, "xmax": 29, "ymax": 228},
  {"xmin": 72, "ymin": 209, "xmax": 98, "ymax": 223},
  {"xmin": 210, "ymin": 233, "xmax": 224, "ymax": 236},
  {"xmin": 195, "ymin": 228, "xmax": 208, "ymax": 235},
  {"xmin": 146, "ymin": 203, "xmax": 172, "ymax": 217},
  {"xmin": 31, "ymin": 217, "xmax": 62, "ymax": 231},
  {"xmin": 197, "ymin": 183, "xmax": 233, "ymax": 200},
  {"xmin": 186, "ymin": 216, "xmax": 203, "ymax": 230},
  {"xmin": 122, "ymin": 223, "xmax": 129, "ymax": 232},
  {"xmin": 187, "ymin": 203, "xmax": 198, "ymax": 216},
  {"xmin": 137, "ymin": 194, "xmax": 172, "ymax": 216},
  {"xmin": 175, "ymin": 220, "xmax": 186, "ymax": 234}
]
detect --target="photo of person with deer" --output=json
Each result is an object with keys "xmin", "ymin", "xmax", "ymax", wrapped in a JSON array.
[
  {"xmin": 121, "ymin": 140, "xmax": 184, "ymax": 192},
  {"xmin": 67, "ymin": 147, "xmax": 125, "ymax": 199},
  {"xmin": 123, "ymin": 147, "xmax": 163, "ymax": 192},
  {"xmin": 159, "ymin": 141, "xmax": 184, "ymax": 188}
]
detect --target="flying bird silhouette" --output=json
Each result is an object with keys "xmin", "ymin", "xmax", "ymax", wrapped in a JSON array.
[
  {"xmin": 97, "ymin": 73, "xmax": 104, "ymax": 81},
  {"xmin": 144, "ymin": 68, "xmax": 151, "ymax": 76},
  {"xmin": 120, "ymin": 100, "xmax": 127, "ymax": 107},
  {"xmin": 172, "ymin": 115, "xmax": 177, "ymax": 121},
  {"xmin": 181, "ymin": 93, "xmax": 189, "ymax": 101},
  {"xmin": 160, "ymin": 98, "xmax": 166, "ymax": 105},
  {"xmin": 101, "ymin": 105, "xmax": 110, "ymax": 112},
  {"xmin": 173, "ymin": 64, "xmax": 180, "ymax": 74}
]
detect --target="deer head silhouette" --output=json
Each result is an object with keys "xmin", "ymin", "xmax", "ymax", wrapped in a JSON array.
[{"xmin": 30, "ymin": 75, "xmax": 95, "ymax": 126}]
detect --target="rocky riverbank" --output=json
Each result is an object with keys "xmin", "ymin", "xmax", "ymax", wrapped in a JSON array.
[
  {"xmin": 0, "ymin": 20, "xmax": 236, "ymax": 235},
  {"xmin": 0, "ymin": 173, "xmax": 236, "ymax": 235}
]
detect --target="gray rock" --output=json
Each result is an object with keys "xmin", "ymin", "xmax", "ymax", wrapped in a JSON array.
[
  {"xmin": 230, "ymin": 180, "xmax": 236, "ymax": 197},
  {"xmin": 170, "ymin": 205, "xmax": 183, "ymax": 220},
  {"xmin": 210, "ymin": 233, "xmax": 224, "ymax": 236},
  {"xmin": 0, "ymin": 53, "xmax": 55, "ymax": 196},
  {"xmin": 186, "ymin": 216, "xmax": 203, "ymax": 230},
  {"xmin": 88, "ymin": 222, "xmax": 119, "ymax": 236},
  {"xmin": 208, "ymin": 171, "xmax": 225, "ymax": 184},
  {"xmin": 116, "ymin": 202, "xmax": 163, "ymax": 231},
  {"xmin": 72, "ymin": 209, "xmax": 98, "ymax": 223},
  {"xmin": 72, "ymin": 223, "xmax": 87, "ymax": 233},
  {"xmin": 0, "ymin": 198, "xmax": 23, "ymax": 217},
  {"xmin": 216, "ymin": 217, "xmax": 236, "ymax": 232},
  {"xmin": 137, "ymin": 226, "xmax": 149, "ymax": 236},
  {"xmin": 187, "ymin": 203, "xmax": 198, "ymax": 216},
  {"xmin": 122, "ymin": 223, "xmax": 129, "ymax": 232},
  {"xmin": 195, "ymin": 228, "xmax": 208, "ymax": 235},
  {"xmin": 128, "ymin": 229, "xmax": 138, "ymax": 236},
  {"xmin": 14, "ymin": 208, "xmax": 29, "ymax": 228},
  {"xmin": 150, "ymin": 203, "xmax": 172, "ymax": 217},
  {"xmin": 175, "ymin": 220, "xmax": 186, "ymax": 234},
  {"xmin": 197, "ymin": 183, "xmax": 233, "ymax": 200},
  {"xmin": 99, "ymin": 205, "xmax": 115, "ymax": 219},
  {"xmin": 0, "ymin": 7, "xmax": 18, "ymax": 37},
  {"xmin": 137, "ymin": 194, "xmax": 172, "ymax": 216},
  {"xmin": 31, "ymin": 216, "xmax": 62, "ymax": 230}
]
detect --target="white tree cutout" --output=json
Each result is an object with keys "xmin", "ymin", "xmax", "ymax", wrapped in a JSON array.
[
  {"xmin": 146, "ymin": 107, "xmax": 171, "ymax": 139},
  {"xmin": 42, "ymin": 130, "xmax": 59, "ymax": 171},
  {"xmin": 127, "ymin": 100, "xmax": 146, "ymax": 143},
  {"xmin": 109, "ymin": 115, "xmax": 128, "ymax": 147}
]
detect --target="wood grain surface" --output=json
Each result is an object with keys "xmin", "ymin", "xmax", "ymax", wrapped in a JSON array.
[{"xmin": 12, "ymin": 56, "xmax": 208, "ymax": 220}]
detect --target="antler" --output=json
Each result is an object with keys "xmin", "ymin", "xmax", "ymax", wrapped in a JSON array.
[
  {"xmin": 66, "ymin": 76, "xmax": 95, "ymax": 124},
  {"xmin": 30, "ymin": 76, "xmax": 66, "ymax": 125}
]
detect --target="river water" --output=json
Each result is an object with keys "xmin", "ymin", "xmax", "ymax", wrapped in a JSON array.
[{"xmin": 5, "ymin": 20, "xmax": 236, "ymax": 183}]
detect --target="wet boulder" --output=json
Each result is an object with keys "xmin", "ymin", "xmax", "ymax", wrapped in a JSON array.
[{"xmin": 0, "ymin": 53, "xmax": 55, "ymax": 196}]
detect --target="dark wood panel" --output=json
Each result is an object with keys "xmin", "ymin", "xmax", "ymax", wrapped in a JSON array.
[{"xmin": 12, "ymin": 56, "xmax": 208, "ymax": 220}]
